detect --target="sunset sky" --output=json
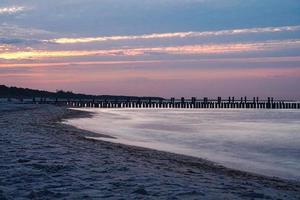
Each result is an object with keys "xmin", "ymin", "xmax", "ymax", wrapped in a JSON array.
[{"xmin": 1, "ymin": 0, "xmax": 300, "ymax": 98}]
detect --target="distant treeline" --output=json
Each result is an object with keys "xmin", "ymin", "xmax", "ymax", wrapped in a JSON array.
[{"xmin": 0, "ymin": 85, "xmax": 164, "ymax": 101}]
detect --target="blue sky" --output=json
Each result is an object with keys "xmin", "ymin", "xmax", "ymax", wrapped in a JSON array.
[
  {"xmin": 1, "ymin": 0, "xmax": 300, "ymax": 34},
  {"xmin": 0, "ymin": 0, "xmax": 300, "ymax": 98}
]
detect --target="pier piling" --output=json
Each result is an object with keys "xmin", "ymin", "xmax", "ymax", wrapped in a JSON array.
[{"xmin": 48, "ymin": 96, "xmax": 299, "ymax": 110}]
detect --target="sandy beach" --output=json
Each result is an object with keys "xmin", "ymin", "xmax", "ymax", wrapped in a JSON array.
[{"xmin": 1, "ymin": 104, "xmax": 300, "ymax": 199}]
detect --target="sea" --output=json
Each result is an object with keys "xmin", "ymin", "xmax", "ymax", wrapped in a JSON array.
[{"xmin": 65, "ymin": 108, "xmax": 300, "ymax": 181}]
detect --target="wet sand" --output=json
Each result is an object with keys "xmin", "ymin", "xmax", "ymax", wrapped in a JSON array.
[{"xmin": 1, "ymin": 104, "xmax": 300, "ymax": 199}]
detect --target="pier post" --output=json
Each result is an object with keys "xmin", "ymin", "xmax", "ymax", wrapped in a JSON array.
[
  {"xmin": 105, "ymin": 99, "xmax": 108, "ymax": 108},
  {"xmin": 191, "ymin": 97, "xmax": 196, "ymax": 108},
  {"xmin": 217, "ymin": 97, "xmax": 221, "ymax": 109},
  {"xmin": 171, "ymin": 97, "xmax": 175, "ymax": 108},
  {"xmin": 181, "ymin": 97, "xmax": 185, "ymax": 108},
  {"xmin": 148, "ymin": 98, "xmax": 152, "ymax": 108},
  {"xmin": 267, "ymin": 97, "xmax": 271, "ymax": 109},
  {"xmin": 218, "ymin": 97, "xmax": 221, "ymax": 108},
  {"xmin": 231, "ymin": 97, "xmax": 235, "ymax": 108},
  {"xmin": 204, "ymin": 97, "xmax": 208, "ymax": 108}
]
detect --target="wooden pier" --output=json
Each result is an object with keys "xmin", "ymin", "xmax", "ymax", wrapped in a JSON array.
[
  {"xmin": 50, "ymin": 96, "xmax": 300, "ymax": 109},
  {"xmin": 5, "ymin": 96, "xmax": 300, "ymax": 109}
]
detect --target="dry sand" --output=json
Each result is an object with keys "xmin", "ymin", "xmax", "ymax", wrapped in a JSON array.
[{"xmin": 0, "ymin": 104, "xmax": 299, "ymax": 199}]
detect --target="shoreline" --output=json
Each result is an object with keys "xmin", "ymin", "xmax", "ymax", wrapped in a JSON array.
[
  {"xmin": 62, "ymin": 107, "xmax": 300, "ymax": 183},
  {"xmin": 1, "ymin": 104, "xmax": 300, "ymax": 199},
  {"xmin": 65, "ymin": 107, "xmax": 300, "ymax": 182}
]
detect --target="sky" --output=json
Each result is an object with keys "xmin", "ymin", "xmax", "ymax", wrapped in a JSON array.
[{"xmin": 0, "ymin": 0, "xmax": 300, "ymax": 99}]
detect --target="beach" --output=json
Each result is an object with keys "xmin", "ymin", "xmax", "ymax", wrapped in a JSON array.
[{"xmin": 1, "ymin": 104, "xmax": 300, "ymax": 199}]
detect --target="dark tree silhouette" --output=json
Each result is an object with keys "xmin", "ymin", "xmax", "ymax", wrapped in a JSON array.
[{"xmin": 0, "ymin": 85, "xmax": 164, "ymax": 101}]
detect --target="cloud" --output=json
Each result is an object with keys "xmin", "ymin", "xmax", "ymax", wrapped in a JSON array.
[
  {"xmin": 0, "ymin": 6, "xmax": 25, "ymax": 15},
  {"xmin": 0, "ymin": 23, "xmax": 55, "ymax": 40},
  {"xmin": 1, "ymin": 39, "xmax": 299, "ymax": 60},
  {"xmin": 0, "ymin": 44, "xmax": 11, "ymax": 51},
  {"xmin": 0, "ymin": 24, "xmax": 55, "ymax": 46},
  {"xmin": 0, "ymin": 49, "xmax": 141, "ymax": 60},
  {"xmin": 0, "ymin": 38, "xmax": 43, "ymax": 45},
  {"xmin": 1, "ymin": 56, "xmax": 300, "ymax": 69},
  {"xmin": 0, "ymin": 60, "xmax": 163, "ymax": 68},
  {"xmin": 47, "ymin": 25, "xmax": 300, "ymax": 44}
]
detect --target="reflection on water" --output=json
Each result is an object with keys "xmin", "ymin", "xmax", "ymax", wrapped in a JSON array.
[{"xmin": 65, "ymin": 108, "xmax": 300, "ymax": 180}]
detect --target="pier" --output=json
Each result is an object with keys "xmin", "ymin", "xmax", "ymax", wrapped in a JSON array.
[
  {"xmin": 2, "ymin": 86, "xmax": 299, "ymax": 109},
  {"xmin": 25, "ymin": 96, "xmax": 300, "ymax": 109}
]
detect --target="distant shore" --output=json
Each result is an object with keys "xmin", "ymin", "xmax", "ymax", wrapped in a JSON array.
[{"xmin": 1, "ymin": 103, "xmax": 300, "ymax": 199}]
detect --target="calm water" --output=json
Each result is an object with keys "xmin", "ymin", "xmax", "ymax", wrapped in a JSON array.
[{"xmin": 65, "ymin": 109, "xmax": 300, "ymax": 180}]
